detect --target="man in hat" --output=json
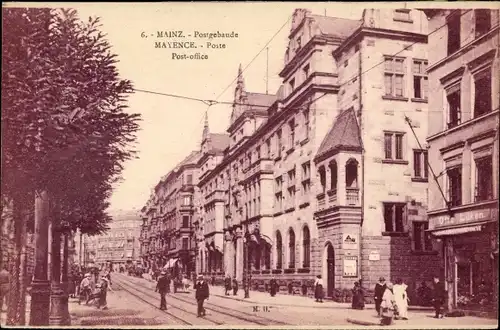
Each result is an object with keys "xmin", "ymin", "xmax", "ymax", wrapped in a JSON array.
[
  {"xmin": 195, "ymin": 274, "xmax": 209, "ymax": 317},
  {"xmin": 374, "ymin": 276, "xmax": 387, "ymax": 316},
  {"xmin": 432, "ymin": 275, "xmax": 445, "ymax": 319},
  {"xmin": 155, "ymin": 271, "xmax": 169, "ymax": 310},
  {"xmin": 79, "ymin": 273, "xmax": 92, "ymax": 305}
]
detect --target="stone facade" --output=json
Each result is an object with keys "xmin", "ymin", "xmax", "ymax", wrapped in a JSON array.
[{"xmin": 424, "ymin": 8, "xmax": 499, "ymax": 311}]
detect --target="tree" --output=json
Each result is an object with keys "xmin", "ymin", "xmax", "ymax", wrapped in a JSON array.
[{"xmin": 2, "ymin": 7, "xmax": 141, "ymax": 325}]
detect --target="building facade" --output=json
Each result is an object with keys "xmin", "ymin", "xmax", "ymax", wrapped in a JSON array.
[
  {"xmin": 193, "ymin": 8, "xmax": 442, "ymax": 300},
  {"xmin": 424, "ymin": 9, "xmax": 499, "ymax": 311},
  {"xmin": 79, "ymin": 209, "xmax": 142, "ymax": 270},
  {"xmin": 140, "ymin": 151, "xmax": 201, "ymax": 278}
]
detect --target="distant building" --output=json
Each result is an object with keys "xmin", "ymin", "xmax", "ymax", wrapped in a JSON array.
[
  {"xmin": 423, "ymin": 8, "xmax": 499, "ymax": 311},
  {"xmin": 77, "ymin": 209, "xmax": 142, "ymax": 270},
  {"xmin": 139, "ymin": 151, "xmax": 201, "ymax": 277}
]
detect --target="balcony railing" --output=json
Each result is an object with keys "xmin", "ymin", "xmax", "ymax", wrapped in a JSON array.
[
  {"xmin": 346, "ymin": 187, "xmax": 360, "ymax": 205},
  {"xmin": 327, "ymin": 189, "xmax": 337, "ymax": 204}
]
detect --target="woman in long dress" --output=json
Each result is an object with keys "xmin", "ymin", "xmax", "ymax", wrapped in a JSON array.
[
  {"xmin": 314, "ymin": 275, "xmax": 324, "ymax": 303},
  {"xmin": 393, "ymin": 278, "xmax": 409, "ymax": 320},
  {"xmin": 380, "ymin": 282, "xmax": 395, "ymax": 326}
]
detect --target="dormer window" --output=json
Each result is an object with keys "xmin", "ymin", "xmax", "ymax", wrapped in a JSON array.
[{"xmin": 394, "ymin": 9, "xmax": 412, "ymax": 22}]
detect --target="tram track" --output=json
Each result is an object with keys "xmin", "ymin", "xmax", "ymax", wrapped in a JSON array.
[
  {"xmin": 112, "ymin": 279, "xmax": 194, "ymax": 325},
  {"xmin": 115, "ymin": 274, "xmax": 289, "ymax": 326}
]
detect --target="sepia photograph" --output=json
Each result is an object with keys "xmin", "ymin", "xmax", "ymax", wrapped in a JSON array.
[{"xmin": 1, "ymin": 1, "xmax": 499, "ymax": 329}]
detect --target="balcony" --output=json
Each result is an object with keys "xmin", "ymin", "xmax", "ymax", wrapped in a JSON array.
[
  {"xmin": 317, "ymin": 192, "xmax": 326, "ymax": 210},
  {"xmin": 346, "ymin": 188, "xmax": 360, "ymax": 205},
  {"xmin": 242, "ymin": 159, "xmax": 274, "ymax": 183},
  {"xmin": 327, "ymin": 189, "xmax": 337, "ymax": 204},
  {"xmin": 205, "ymin": 189, "xmax": 226, "ymax": 205}
]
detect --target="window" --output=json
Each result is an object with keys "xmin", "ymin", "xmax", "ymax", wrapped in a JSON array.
[
  {"xmin": 303, "ymin": 107, "xmax": 310, "ymax": 139},
  {"xmin": 413, "ymin": 150, "xmax": 428, "ymax": 179},
  {"xmin": 182, "ymin": 216, "xmax": 189, "ymax": 228},
  {"xmin": 186, "ymin": 174, "xmax": 193, "ymax": 185},
  {"xmin": 345, "ymin": 159, "xmax": 358, "ymax": 188},
  {"xmin": 384, "ymin": 57, "xmax": 405, "ymax": 97},
  {"xmin": 288, "ymin": 229, "xmax": 296, "ymax": 269},
  {"xmin": 302, "ymin": 226, "xmax": 310, "ymax": 268},
  {"xmin": 301, "ymin": 162, "xmax": 311, "ymax": 195},
  {"xmin": 296, "ymin": 36, "xmax": 302, "ymax": 51},
  {"xmin": 344, "ymin": 60, "xmax": 348, "ymax": 67},
  {"xmin": 394, "ymin": 9, "xmax": 411, "ymax": 21},
  {"xmin": 384, "ymin": 132, "xmax": 405, "ymax": 160},
  {"xmin": 475, "ymin": 9, "xmax": 491, "ymax": 38},
  {"xmin": 413, "ymin": 222, "xmax": 433, "ymax": 251},
  {"xmin": 447, "ymin": 13, "xmax": 461, "ymax": 55},
  {"xmin": 318, "ymin": 166, "xmax": 326, "ymax": 193},
  {"xmin": 475, "ymin": 156, "xmax": 493, "ymax": 202},
  {"xmin": 446, "ymin": 87, "xmax": 461, "ymax": 128},
  {"xmin": 182, "ymin": 237, "xmax": 189, "ymax": 250},
  {"xmin": 275, "ymin": 176, "xmax": 283, "ymax": 212},
  {"xmin": 413, "ymin": 60, "xmax": 428, "ymax": 99},
  {"xmin": 256, "ymin": 146, "xmax": 261, "ymax": 160},
  {"xmin": 289, "ymin": 119, "xmax": 295, "ymax": 148},
  {"xmin": 276, "ymin": 231, "xmax": 283, "ymax": 269},
  {"xmin": 447, "ymin": 167, "xmax": 462, "ymax": 207},
  {"xmin": 276, "ymin": 129, "xmax": 282, "ymax": 158},
  {"xmin": 287, "ymin": 168, "xmax": 296, "ymax": 208},
  {"xmin": 265, "ymin": 139, "xmax": 271, "ymax": 158},
  {"xmin": 474, "ymin": 70, "xmax": 492, "ymax": 117},
  {"xmin": 183, "ymin": 196, "xmax": 192, "ymax": 206},
  {"xmin": 329, "ymin": 161, "xmax": 337, "ymax": 191},
  {"xmin": 289, "ymin": 78, "xmax": 295, "ymax": 91},
  {"xmin": 383, "ymin": 203, "xmax": 406, "ymax": 233},
  {"xmin": 303, "ymin": 64, "xmax": 310, "ymax": 79}
]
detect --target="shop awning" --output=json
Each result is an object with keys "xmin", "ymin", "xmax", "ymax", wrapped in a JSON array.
[
  {"xmin": 163, "ymin": 258, "xmax": 179, "ymax": 269},
  {"xmin": 427, "ymin": 220, "xmax": 495, "ymax": 237}
]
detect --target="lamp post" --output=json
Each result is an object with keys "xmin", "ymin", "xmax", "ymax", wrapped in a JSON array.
[{"xmin": 244, "ymin": 230, "xmax": 250, "ymax": 299}]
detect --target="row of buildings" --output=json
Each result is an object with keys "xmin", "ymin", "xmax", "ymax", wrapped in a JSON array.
[
  {"xmin": 139, "ymin": 8, "xmax": 499, "ymax": 310},
  {"xmin": 74, "ymin": 209, "xmax": 143, "ymax": 271}
]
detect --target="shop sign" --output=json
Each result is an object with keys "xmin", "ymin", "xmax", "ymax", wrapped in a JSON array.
[
  {"xmin": 342, "ymin": 233, "xmax": 359, "ymax": 250},
  {"xmin": 369, "ymin": 251, "xmax": 380, "ymax": 261},
  {"xmin": 343, "ymin": 256, "xmax": 358, "ymax": 277},
  {"xmin": 430, "ymin": 208, "xmax": 496, "ymax": 229}
]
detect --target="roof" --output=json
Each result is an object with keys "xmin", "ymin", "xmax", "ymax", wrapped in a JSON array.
[
  {"xmin": 178, "ymin": 150, "xmax": 201, "ymax": 167},
  {"xmin": 315, "ymin": 108, "xmax": 362, "ymax": 161},
  {"xmin": 246, "ymin": 92, "xmax": 276, "ymax": 111},
  {"xmin": 208, "ymin": 133, "xmax": 230, "ymax": 153},
  {"xmin": 312, "ymin": 15, "xmax": 362, "ymax": 39}
]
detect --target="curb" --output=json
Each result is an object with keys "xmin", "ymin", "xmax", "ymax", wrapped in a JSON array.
[
  {"xmin": 212, "ymin": 292, "xmax": 434, "ymax": 311},
  {"xmin": 346, "ymin": 318, "xmax": 381, "ymax": 326}
]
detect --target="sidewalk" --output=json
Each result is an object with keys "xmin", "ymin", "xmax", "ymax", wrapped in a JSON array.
[
  {"xmin": 345, "ymin": 308, "xmax": 498, "ymax": 329},
  {"xmin": 209, "ymin": 285, "xmax": 432, "ymax": 311}
]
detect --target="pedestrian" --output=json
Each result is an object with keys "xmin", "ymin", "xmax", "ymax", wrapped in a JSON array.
[
  {"xmin": 79, "ymin": 273, "xmax": 92, "ymax": 305},
  {"xmin": 232, "ymin": 278, "xmax": 238, "ymax": 296},
  {"xmin": 224, "ymin": 275, "xmax": 231, "ymax": 295},
  {"xmin": 393, "ymin": 278, "xmax": 409, "ymax": 320},
  {"xmin": 155, "ymin": 271, "xmax": 169, "ymax": 310},
  {"xmin": 269, "ymin": 277, "xmax": 278, "ymax": 297},
  {"xmin": 374, "ymin": 276, "xmax": 387, "ymax": 316},
  {"xmin": 432, "ymin": 275, "xmax": 445, "ymax": 319},
  {"xmin": 380, "ymin": 282, "xmax": 395, "ymax": 326},
  {"xmin": 351, "ymin": 281, "xmax": 365, "ymax": 309},
  {"xmin": 0, "ymin": 265, "xmax": 11, "ymax": 313},
  {"xmin": 166, "ymin": 273, "xmax": 171, "ymax": 294},
  {"xmin": 314, "ymin": 275, "xmax": 324, "ymax": 303},
  {"xmin": 195, "ymin": 274, "xmax": 209, "ymax": 317},
  {"xmin": 97, "ymin": 275, "xmax": 112, "ymax": 310}
]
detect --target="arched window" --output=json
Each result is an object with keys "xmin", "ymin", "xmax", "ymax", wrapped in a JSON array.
[
  {"xmin": 276, "ymin": 231, "xmax": 283, "ymax": 269},
  {"xmin": 288, "ymin": 228, "xmax": 296, "ymax": 269},
  {"xmin": 346, "ymin": 159, "xmax": 358, "ymax": 188},
  {"xmin": 302, "ymin": 226, "xmax": 311, "ymax": 268},
  {"xmin": 319, "ymin": 165, "xmax": 326, "ymax": 193},
  {"xmin": 329, "ymin": 161, "xmax": 337, "ymax": 191}
]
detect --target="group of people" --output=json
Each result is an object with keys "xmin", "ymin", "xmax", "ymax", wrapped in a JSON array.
[
  {"xmin": 154, "ymin": 271, "xmax": 209, "ymax": 317},
  {"xmin": 224, "ymin": 275, "xmax": 239, "ymax": 296},
  {"xmin": 78, "ymin": 270, "xmax": 113, "ymax": 310},
  {"xmin": 373, "ymin": 276, "xmax": 446, "ymax": 326}
]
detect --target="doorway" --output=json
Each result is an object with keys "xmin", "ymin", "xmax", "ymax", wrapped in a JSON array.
[{"xmin": 326, "ymin": 244, "xmax": 335, "ymax": 297}]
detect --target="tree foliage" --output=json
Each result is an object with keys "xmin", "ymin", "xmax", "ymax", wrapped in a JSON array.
[{"xmin": 2, "ymin": 7, "xmax": 141, "ymax": 234}]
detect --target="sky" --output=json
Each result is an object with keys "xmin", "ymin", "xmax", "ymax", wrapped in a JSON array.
[{"xmin": 7, "ymin": 2, "xmax": 469, "ymax": 213}]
